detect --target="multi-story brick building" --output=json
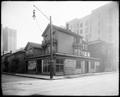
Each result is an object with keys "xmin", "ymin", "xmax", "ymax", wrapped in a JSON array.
[{"xmin": 25, "ymin": 24, "xmax": 100, "ymax": 75}]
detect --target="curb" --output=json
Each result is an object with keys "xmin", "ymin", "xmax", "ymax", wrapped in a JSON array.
[
  {"xmin": 2, "ymin": 72, "xmax": 51, "ymax": 80},
  {"xmin": 2, "ymin": 71, "xmax": 117, "ymax": 80},
  {"xmin": 64, "ymin": 71, "xmax": 117, "ymax": 79}
]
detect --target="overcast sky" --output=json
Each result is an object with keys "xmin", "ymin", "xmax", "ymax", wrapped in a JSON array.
[{"xmin": 1, "ymin": 1, "xmax": 111, "ymax": 49}]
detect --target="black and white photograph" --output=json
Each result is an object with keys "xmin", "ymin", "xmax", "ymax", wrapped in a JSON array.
[{"xmin": 1, "ymin": 1, "xmax": 119, "ymax": 96}]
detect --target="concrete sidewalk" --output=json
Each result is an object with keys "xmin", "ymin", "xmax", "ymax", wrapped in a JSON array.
[{"xmin": 2, "ymin": 71, "xmax": 117, "ymax": 80}]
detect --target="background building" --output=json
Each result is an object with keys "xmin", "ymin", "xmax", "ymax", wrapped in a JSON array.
[
  {"xmin": 66, "ymin": 2, "xmax": 119, "ymax": 46},
  {"xmin": 1, "ymin": 24, "xmax": 3, "ymax": 54},
  {"xmin": 88, "ymin": 2, "xmax": 119, "ymax": 45},
  {"xmin": 2, "ymin": 27, "xmax": 17, "ymax": 54},
  {"xmin": 66, "ymin": 15, "xmax": 90, "ymax": 41},
  {"xmin": 88, "ymin": 40, "xmax": 118, "ymax": 72}
]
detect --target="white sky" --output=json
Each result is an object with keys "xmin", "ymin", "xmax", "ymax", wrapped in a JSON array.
[{"xmin": 1, "ymin": 1, "xmax": 111, "ymax": 49}]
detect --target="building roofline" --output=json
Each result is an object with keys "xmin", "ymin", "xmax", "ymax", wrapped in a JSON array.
[
  {"xmin": 92, "ymin": 2, "xmax": 115, "ymax": 13},
  {"xmin": 55, "ymin": 53, "xmax": 100, "ymax": 60},
  {"xmin": 25, "ymin": 53, "xmax": 100, "ymax": 61},
  {"xmin": 42, "ymin": 24, "xmax": 83, "ymax": 38},
  {"xmin": 24, "ymin": 42, "xmax": 42, "ymax": 50},
  {"xmin": 88, "ymin": 40, "xmax": 114, "ymax": 46}
]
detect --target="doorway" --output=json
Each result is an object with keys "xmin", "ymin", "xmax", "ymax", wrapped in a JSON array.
[
  {"xmin": 37, "ymin": 59, "xmax": 42, "ymax": 73},
  {"xmin": 85, "ymin": 61, "xmax": 89, "ymax": 73}
]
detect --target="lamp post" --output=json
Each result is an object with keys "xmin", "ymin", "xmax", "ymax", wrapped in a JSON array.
[{"xmin": 33, "ymin": 5, "xmax": 54, "ymax": 79}]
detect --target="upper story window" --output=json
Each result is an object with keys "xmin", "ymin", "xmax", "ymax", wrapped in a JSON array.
[
  {"xmin": 80, "ymin": 29, "xmax": 83, "ymax": 34},
  {"xmin": 85, "ymin": 44, "xmax": 88, "ymax": 50},
  {"xmin": 76, "ymin": 38, "xmax": 80, "ymax": 44},
  {"xmin": 70, "ymin": 26, "xmax": 72, "ymax": 30},
  {"xmin": 85, "ymin": 21, "xmax": 88, "ymax": 26},
  {"xmin": 85, "ymin": 27, "xmax": 88, "ymax": 33},
  {"xmin": 74, "ymin": 49, "xmax": 78, "ymax": 55},
  {"xmin": 80, "ymin": 23, "xmax": 83, "ymax": 28},
  {"xmin": 77, "ymin": 30, "xmax": 79, "ymax": 34},
  {"xmin": 88, "ymin": 52, "xmax": 90, "ymax": 57},
  {"xmin": 44, "ymin": 34, "xmax": 48, "ymax": 41}
]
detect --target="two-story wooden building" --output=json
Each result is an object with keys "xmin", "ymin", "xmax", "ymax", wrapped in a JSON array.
[{"xmin": 25, "ymin": 24, "xmax": 100, "ymax": 75}]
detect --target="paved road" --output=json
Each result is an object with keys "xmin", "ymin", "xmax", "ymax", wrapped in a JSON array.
[
  {"xmin": 2, "ymin": 72, "xmax": 119, "ymax": 96},
  {"xmin": 2, "ymin": 74, "xmax": 40, "ymax": 83}
]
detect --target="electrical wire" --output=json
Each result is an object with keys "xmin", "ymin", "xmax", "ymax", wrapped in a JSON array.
[{"xmin": 34, "ymin": 17, "xmax": 43, "ymax": 33}]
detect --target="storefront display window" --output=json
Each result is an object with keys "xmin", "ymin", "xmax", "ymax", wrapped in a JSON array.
[
  {"xmin": 56, "ymin": 58, "xmax": 64, "ymax": 72},
  {"xmin": 28, "ymin": 60, "xmax": 36, "ymax": 71},
  {"xmin": 43, "ymin": 59, "xmax": 50, "ymax": 73}
]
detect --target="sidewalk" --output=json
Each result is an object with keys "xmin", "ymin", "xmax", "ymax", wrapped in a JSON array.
[
  {"xmin": 2, "ymin": 71, "xmax": 117, "ymax": 80},
  {"xmin": 2, "ymin": 72, "xmax": 64, "ymax": 80}
]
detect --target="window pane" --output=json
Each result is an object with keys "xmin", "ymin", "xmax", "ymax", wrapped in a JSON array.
[{"xmin": 59, "ymin": 65, "xmax": 63, "ymax": 72}]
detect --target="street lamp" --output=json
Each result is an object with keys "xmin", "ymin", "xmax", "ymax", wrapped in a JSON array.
[
  {"xmin": 32, "ymin": 9, "xmax": 36, "ymax": 20},
  {"xmin": 33, "ymin": 5, "xmax": 54, "ymax": 79}
]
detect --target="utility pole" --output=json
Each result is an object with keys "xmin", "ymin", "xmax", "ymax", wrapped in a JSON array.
[
  {"xmin": 33, "ymin": 5, "xmax": 54, "ymax": 79},
  {"xmin": 50, "ymin": 16, "xmax": 54, "ymax": 79}
]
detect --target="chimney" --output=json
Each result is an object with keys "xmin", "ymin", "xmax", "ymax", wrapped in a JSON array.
[{"xmin": 66, "ymin": 23, "xmax": 69, "ymax": 30}]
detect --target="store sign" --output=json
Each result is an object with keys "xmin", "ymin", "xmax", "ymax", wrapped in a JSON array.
[{"xmin": 28, "ymin": 61, "xmax": 36, "ymax": 70}]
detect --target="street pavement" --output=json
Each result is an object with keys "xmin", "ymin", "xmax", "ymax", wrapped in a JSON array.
[{"xmin": 2, "ymin": 72, "xmax": 119, "ymax": 96}]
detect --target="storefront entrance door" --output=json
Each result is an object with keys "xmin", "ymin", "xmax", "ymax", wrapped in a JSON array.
[{"xmin": 85, "ymin": 61, "xmax": 89, "ymax": 73}]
